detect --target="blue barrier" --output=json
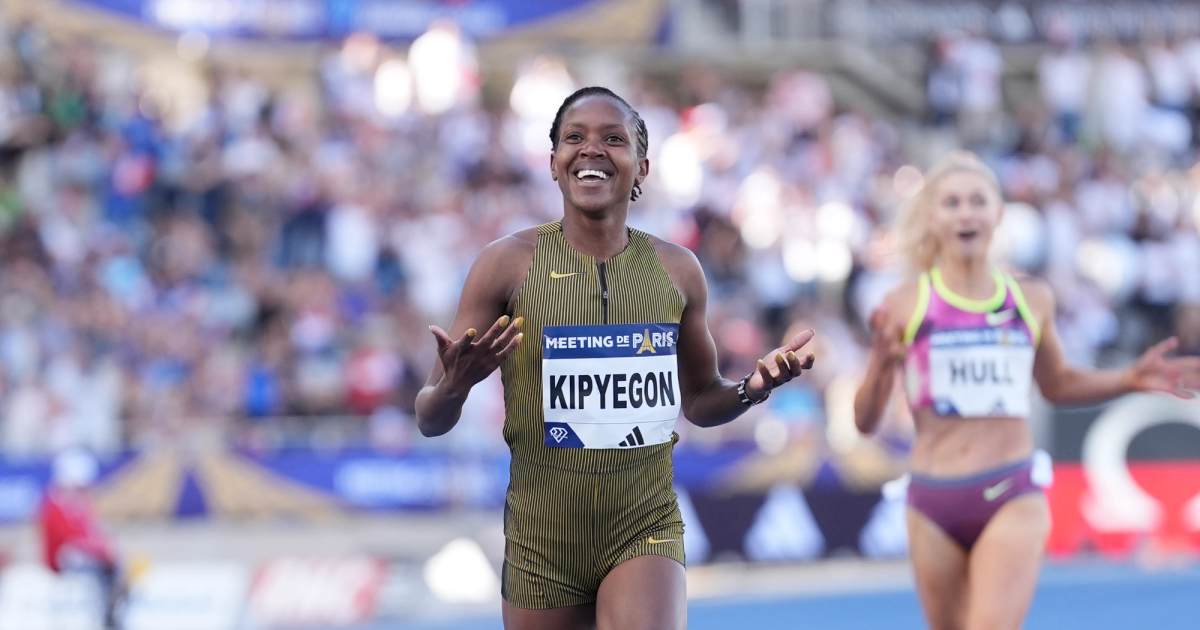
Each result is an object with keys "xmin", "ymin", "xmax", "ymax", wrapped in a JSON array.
[{"xmin": 70, "ymin": 0, "xmax": 599, "ymax": 40}]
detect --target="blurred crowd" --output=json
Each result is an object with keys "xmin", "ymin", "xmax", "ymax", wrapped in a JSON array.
[{"xmin": 0, "ymin": 14, "xmax": 1197, "ymax": 459}]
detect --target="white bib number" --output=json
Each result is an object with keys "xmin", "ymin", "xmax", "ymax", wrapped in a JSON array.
[
  {"xmin": 928, "ymin": 328, "xmax": 1034, "ymax": 417},
  {"xmin": 542, "ymin": 323, "xmax": 681, "ymax": 449}
]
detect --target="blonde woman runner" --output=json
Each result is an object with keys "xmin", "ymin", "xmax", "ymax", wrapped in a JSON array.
[{"xmin": 855, "ymin": 152, "xmax": 1200, "ymax": 630}]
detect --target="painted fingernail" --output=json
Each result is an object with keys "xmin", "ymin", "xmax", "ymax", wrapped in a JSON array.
[
  {"xmin": 787, "ymin": 351, "xmax": 797, "ymax": 361},
  {"xmin": 516, "ymin": 333, "xmax": 524, "ymax": 342},
  {"xmin": 514, "ymin": 317, "xmax": 524, "ymax": 328},
  {"xmin": 758, "ymin": 359, "xmax": 766, "ymax": 368},
  {"xmin": 467, "ymin": 329, "xmax": 477, "ymax": 337},
  {"xmin": 499, "ymin": 316, "xmax": 510, "ymax": 327},
  {"xmin": 776, "ymin": 353, "xmax": 784, "ymax": 362}
]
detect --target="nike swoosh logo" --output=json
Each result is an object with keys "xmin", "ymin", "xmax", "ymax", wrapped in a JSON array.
[
  {"xmin": 983, "ymin": 478, "xmax": 1014, "ymax": 502},
  {"xmin": 986, "ymin": 309, "xmax": 1017, "ymax": 326},
  {"xmin": 647, "ymin": 536, "xmax": 679, "ymax": 545},
  {"xmin": 550, "ymin": 271, "xmax": 582, "ymax": 279}
]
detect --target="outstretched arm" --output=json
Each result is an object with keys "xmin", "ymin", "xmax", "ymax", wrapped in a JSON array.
[
  {"xmin": 854, "ymin": 284, "xmax": 916, "ymax": 435},
  {"xmin": 415, "ymin": 237, "xmax": 530, "ymax": 437},
  {"xmin": 1030, "ymin": 281, "xmax": 1200, "ymax": 404},
  {"xmin": 657, "ymin": 241, "xmax": 815, "ymax": 429}
]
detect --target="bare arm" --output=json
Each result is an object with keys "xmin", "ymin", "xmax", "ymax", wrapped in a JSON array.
[
  {"xmin": 854, "ymin": 284, "xmax": 916, "ymax": 435},
  {"xmin": 415, "ymin": 235, "xmax": 533, "ymax": 437},
  {"xmin": 656, "ymin": 240, "xmax": 815, "ymax": 428},
  {"xmin": 1029, "ymin": 280, "xmax": 1200, "ymax": 404}
]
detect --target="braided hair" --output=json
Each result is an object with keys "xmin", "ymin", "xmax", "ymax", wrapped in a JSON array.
[{"xmin": 549, "ymin": 86, "xmax": 648, "ymax": 202}]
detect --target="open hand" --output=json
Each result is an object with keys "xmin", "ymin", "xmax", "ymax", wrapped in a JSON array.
[
  {"xmin": 429, "ymin": 315, "xmax": 524, "ymax": 396},
  {"xmin": 744, "ymin": 328, "xmax": 816, "ymax": 402},
  {"xmin": 1126, "ymin": 337, "xmax": 1200, "ymax": 399},
  {"xmin": 870, "ymin": 306, "xmax": 906, "ymax": 364}
]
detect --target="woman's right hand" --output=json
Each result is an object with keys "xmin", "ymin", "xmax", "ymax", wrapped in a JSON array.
[
  {"xmin": 869, "ymin": 306, "xmax": 906, "ymax": 365},
  {"xmin": 429, "ymin": 316, "xmax": 524, "ymax": 395}
]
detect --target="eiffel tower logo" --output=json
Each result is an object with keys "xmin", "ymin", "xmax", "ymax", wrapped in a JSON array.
[
  {"xmin": 618, "ymin": 426, "xmax": 645, "ymax": 447},
  {"xmin": 636, "ymin": 329, "xmax": 657, "ymax": 354}
]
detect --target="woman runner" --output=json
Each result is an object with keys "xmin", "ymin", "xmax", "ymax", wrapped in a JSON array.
[
  {"xmin": 855, "ymin": 151, "xmax": 1200, "ymax": 630},
  {"xmin": 416, "ymin": 86, "xmax": 817, "ymax": 630}
]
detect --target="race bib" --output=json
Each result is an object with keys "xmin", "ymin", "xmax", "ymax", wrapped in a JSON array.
[
  {"xmin": 928, "ymin": 327, "xmax": 1034, "ymax": 417},
  {"xmin": 541, "ymin": 323, "xmax": 681, "ymax": 449}
]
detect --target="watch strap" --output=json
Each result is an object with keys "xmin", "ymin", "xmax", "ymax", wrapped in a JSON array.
[{"xmin": 737, "ymin": 374, "xmax": 769, "ymax": 406}]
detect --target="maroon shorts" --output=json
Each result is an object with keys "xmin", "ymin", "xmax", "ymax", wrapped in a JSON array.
[{"xmin": 906, "ymin": 457, "xmax": 1044, "ymax": 551}]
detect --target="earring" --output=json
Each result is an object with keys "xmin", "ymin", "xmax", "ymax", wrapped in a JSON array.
[{"xmin": 630, "ymin": 182, "xmax": 643, "ymax": 202}]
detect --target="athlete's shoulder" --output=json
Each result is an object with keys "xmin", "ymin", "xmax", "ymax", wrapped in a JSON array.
[
  {"xmin": 478, "ymin": 228, "xmax": 538, "ymax": 261},
  {"xmin": 501, "ymin": 226, "xmax": 541, "ymax": 249},
  {"xmin": 878, "ymin": 276, "xmax": 924, "ymax": 329},
  {"xmin": 644, "ymin": 232, "xmax": 703, "ymax": 303},
  {"xmin": 645, "ymin": 233, "xmax": 703, "ymax": 278},
  {"xmin": 645, "ymin": 233, "xmax": 699, "ymax": 264},
  {"xmin": 884, "ymin": 276, "xmax": 923, "ymax": 299},
  {"xmin": 1009, "ymin": 273, "xmax": 1054, "ymax": 313},
  {"xmin": 882, "ymin": 276, "xmax": 923, "ymax": 309},
  {"xmin": 467, "ymin": 229, "xmax": 538, "ymax": 297}
]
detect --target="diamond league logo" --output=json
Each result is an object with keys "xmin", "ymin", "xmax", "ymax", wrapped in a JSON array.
[
  {"xmin": 1082, "ymin": 393, "xmax": 1200, "ymax": 533},
  {"xmin": 549, "ymin": 427, "xmax": 569, "ymax": 443}
]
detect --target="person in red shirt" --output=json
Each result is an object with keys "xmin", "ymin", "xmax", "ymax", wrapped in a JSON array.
[{"xmin": 39, "ymin": 448, "xmax": 122, "ymax": 629}]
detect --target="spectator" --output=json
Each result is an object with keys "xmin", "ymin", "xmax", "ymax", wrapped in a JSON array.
[
  {"xmin": 1092, "ymin": 43, "xmax": 1150, "ymax": 153},
  {"xmin": 1038, "ymin": 25, "xmax": 1090, "ymax": 143},
  {"xmin": 1145, "ymin": 36, "xmax": 1192, "ymax": 112},
  {"xmin": 39, "ymin": 448, "xmax": 123, "ymax": 629},
  {"xmin": 925, "ymin": 34, "xmax": 962, "ymax": 129},
  {"xmin": 954, "ymin": 30, "xmax": 1003, "ymax": 145}
]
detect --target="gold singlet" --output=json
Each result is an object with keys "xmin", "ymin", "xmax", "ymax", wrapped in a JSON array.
[{"xmin": 500, "ymin": 221, "xmax": 687, "ymax": 609}]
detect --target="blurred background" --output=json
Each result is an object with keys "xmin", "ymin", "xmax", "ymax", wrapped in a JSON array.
[{"xmin": 0, "ymin": 0, "xmax": 1196, "ymax": 628}]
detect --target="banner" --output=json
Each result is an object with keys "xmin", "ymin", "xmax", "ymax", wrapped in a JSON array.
[
  {"xmin": 244, "ymin": 447, "xmax": 510, "ymax": 510},
  {"xmin": 0, "ymin": 455, "xmax": 133, "ymax": 523},
  {"xmin": 123, "ymin": 563, "xmax": 250, "ymax": 630},
  {"xmin": 1046, "ymin": 393, "xmax": 1200, "ymax": 555},
  {"xmin": 0, "ymin": 562, "xmax": 249, "ymax": 630},
  {"xmin": 67, "ymin": 0, "xmax": 654, "ymax": 41},
  {"xmin": 0, "ymin": 565, "xmax": 104, "ymax": 630},
  {"xmin": 248, "ymin": 557, "xmax": 385, "ymax": 628},
  {"xmin": 0, "ymin": 391, "xmax": 1193, "ymax": 562}
]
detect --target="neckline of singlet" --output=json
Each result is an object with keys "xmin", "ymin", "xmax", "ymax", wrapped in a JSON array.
[
  {"xmin": 929, "ymin": 266, "xmax": 1007, "ymax": 313},
  {"xmin": 547, "ymin": 220, "xmax": 639, "ymax": 265},
  {"xmin": 904, "ymin": 266, "xmax": 1043, "ymax": 347}
]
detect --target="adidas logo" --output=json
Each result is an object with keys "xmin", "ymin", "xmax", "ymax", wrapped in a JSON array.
[{"xmin": 618, "ymin": 426, "xmax": 645, "ymax": 447}]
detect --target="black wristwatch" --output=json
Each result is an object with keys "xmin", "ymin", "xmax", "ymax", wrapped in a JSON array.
[{"xmin": 737, "ymin": 374, "xmax": 769, "ymax": 406}]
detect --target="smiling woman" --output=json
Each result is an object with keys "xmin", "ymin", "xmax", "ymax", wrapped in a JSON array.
[
  {"xmin": 414, "ymin": 87, "xmax": 818, "ymax": 630},
  {"xmin": 548, "ymin": 86, "xmax": 649, "ymax": 205}
]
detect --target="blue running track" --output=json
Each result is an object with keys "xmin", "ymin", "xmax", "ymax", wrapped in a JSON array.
[{"xmin": 380, "ymin": 561, "xmax": 1200, "ymax": 630}]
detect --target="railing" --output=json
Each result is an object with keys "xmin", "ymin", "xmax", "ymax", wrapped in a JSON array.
[{"xmin": 685, "ymin": 0, "xmax": 1200, "ymax": 46}]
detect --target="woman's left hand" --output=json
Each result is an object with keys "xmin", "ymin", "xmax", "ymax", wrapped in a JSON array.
[
  {"xmin": 1126, "ymin": 337, "xmax": 1200, "ymax": 399},
  {"xmin": 743, "ymin": 329, "xmax": 817, "ymax": 402}
]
